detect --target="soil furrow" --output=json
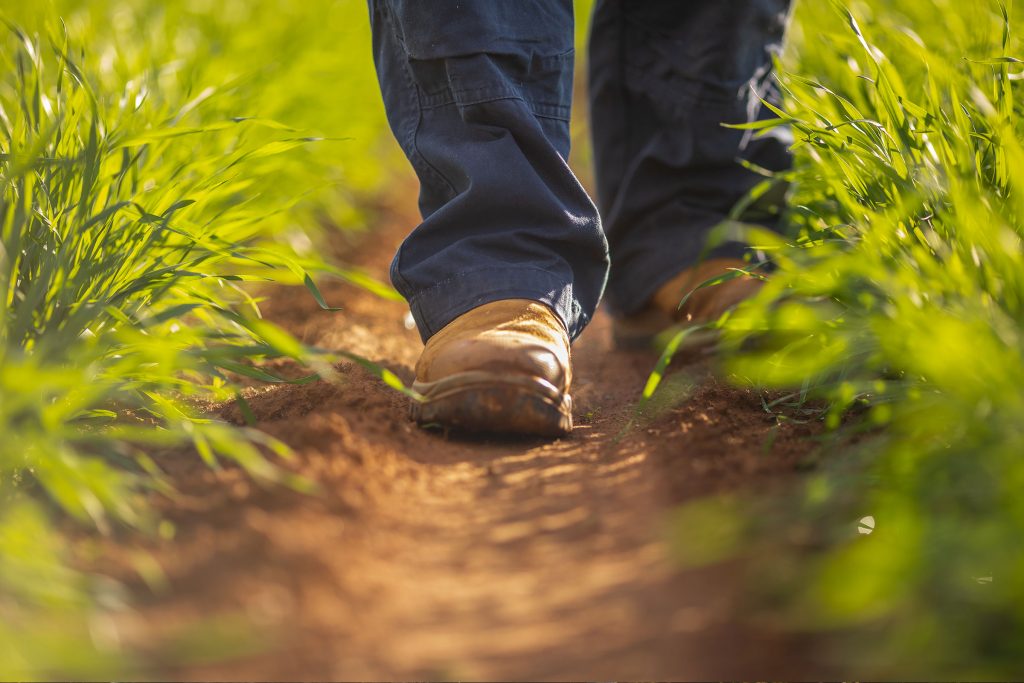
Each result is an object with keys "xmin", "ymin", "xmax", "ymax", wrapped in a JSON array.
[{"xmin": 106, "ymin": 195, "xmax": 822, "ymax": 679}]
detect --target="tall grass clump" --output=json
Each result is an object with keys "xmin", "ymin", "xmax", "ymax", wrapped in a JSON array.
[
  {"xmin": 706, "ymin": 0, "xmax": 1024, "ymax": 674},
  {"xmin": 0, "ymin": 2, "xmax": 401, "ymax": 676}
]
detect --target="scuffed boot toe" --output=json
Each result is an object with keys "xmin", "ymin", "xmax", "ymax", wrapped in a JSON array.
[{"xmin": 411, "ymin": 299, "xmax": 573, "ymax": 437}]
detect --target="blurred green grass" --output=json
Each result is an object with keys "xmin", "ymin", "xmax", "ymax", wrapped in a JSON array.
[
  {"xmin": 0, "ymin": 0, "xmax": 404, "ymax": 677},
  {"xmin": 0, "ymin": 1, "xmax": 607, "ymax": 674},
  {"xmin": 4, "ymin": 0, "xmax": 1024, "ymax": 677},
  {"xmin": 7, "ymin": 0, "xmax": 403, "ymax": 228},
  {"xmin": 685, "ymin": 0, "xmax": 1024, "ymax": 675}
]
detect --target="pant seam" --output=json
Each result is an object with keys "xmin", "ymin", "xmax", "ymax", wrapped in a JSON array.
[{"xmin": 393, "ymin": 35, "xmax": 458, "ymax": 202}]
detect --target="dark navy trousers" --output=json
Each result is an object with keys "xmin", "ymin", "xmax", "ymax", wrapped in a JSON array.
[{"xmin": 368, "ymin": 0, "xmax": 792, "ymax": 342}]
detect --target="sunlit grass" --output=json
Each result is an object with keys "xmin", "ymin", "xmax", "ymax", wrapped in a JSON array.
[
  {"xmin": 0, "ymin": 0, "xmax": 403, "ymax": 676},
  {"xmin": 5, "ymin": 0, "xmax": 1023, "ymax": 676},
  {"xmin": 670, "ymin": 0, "xmax": 1024, "ymax": 674}
]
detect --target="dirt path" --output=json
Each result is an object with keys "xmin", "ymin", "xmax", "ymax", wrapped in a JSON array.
[{"xmin": 103, "ymin": 194, "xmax": 823, "ymax": 679}]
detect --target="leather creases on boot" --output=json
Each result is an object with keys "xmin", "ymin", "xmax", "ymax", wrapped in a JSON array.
[
  {"xmin": 613, "ymin": 258, "xmax": 764, "ymax": 349},
  {"xmin": 410, "ymin": 299, "xmax": 573, "ymax": 437}
]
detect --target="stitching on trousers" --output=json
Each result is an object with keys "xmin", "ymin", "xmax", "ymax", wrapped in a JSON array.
[
  {"xmin": 401, "ymin": 61, "xmax": 459, "ymax": 202},
  {"xmin": 382, "ymin": 1, "xmax": 458, "ymax": 203}
]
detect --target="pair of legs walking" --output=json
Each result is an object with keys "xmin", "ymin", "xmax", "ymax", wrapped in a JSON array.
[{"xmin": 369, "ymin": 0, "xmax": 793, "ymax": 435}]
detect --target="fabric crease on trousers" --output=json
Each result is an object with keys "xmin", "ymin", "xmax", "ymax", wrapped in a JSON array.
[{"xmin": 368, "ymin": 0, "xmax": 793, "ymax": 342}]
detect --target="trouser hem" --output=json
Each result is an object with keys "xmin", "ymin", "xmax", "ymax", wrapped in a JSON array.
[{"xmin": 406, "ymin": 266, "xmax": 585, "ymax": 343}]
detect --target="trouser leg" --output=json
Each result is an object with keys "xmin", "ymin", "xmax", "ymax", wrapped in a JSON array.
[
  {"xmin": 368, "ymin": 0, "xmax": 609, "ymax": 342},
  {"xmin": 588, "ymin": 0, "xmax": 793, "ymax": 316}
]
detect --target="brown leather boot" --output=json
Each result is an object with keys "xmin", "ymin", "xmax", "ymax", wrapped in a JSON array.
[
  {"xmin": 612, "ymin": 258, "xmax": 764, "ymax": 349},
  {"xmin": 410, "ymin": 299, "xmax": 572, "ymax": 437}
]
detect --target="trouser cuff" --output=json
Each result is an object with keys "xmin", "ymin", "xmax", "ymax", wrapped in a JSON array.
[{"xmin": 405, "ymin": 266, "xmax": 585, "ymax": 343}]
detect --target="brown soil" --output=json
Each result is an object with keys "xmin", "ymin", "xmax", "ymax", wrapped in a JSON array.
[{"xmin": 99, "ymin": 192, "xmax": 827, "ymax": 679}]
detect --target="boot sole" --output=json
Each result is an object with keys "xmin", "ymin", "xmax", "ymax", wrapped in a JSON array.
[{"xmin": 411, "ymin": 371, "xmax": 572, "ymax": 438}]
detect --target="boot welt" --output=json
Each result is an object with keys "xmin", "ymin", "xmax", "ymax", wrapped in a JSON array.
[{"xmin": 411, "ymin": 371, "xmax": 572, "ymax": 437}]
